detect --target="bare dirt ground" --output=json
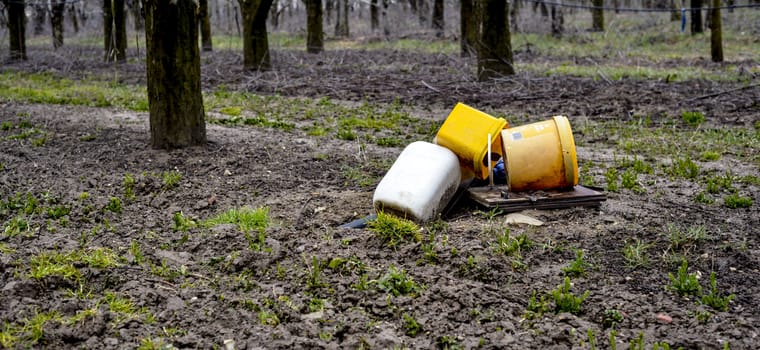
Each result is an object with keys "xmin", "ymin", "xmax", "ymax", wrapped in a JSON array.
[{"xmin": 1, "ymin": 46, "xmax": 759, "ymax": 349}]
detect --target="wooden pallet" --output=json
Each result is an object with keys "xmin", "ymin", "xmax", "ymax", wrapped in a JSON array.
[{"xmin": 467, "ymin": 185, "xmax": 606, "ymax": 212}]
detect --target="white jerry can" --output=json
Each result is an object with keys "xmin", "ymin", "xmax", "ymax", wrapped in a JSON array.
[{"xmin": 373, "ymin": 141, "xmax": 461, "ymax": 222}]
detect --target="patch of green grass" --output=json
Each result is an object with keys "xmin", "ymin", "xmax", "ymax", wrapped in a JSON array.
[
  {"xmin": 0, "ymin": 71, "xmax": 149, "ymax": 111},
  {"xmin": 664, "ymin": 224, "xmax": 709, "ymax": 252},
  {"xmin": 46, "ymin": 205, "xmax": 70, "ymax": 219},
  {"xmin": 562, "ymin": 250, "xmax": 590, "ymax": 277},
  {"xmin": 337, "ymin": 128, "xmax": 357, "ymax": 141},
  {"xmin": 523, "ymin": 290, "xmax": 550, "ymax": 320},
  {"xmin": 123, "ymin": 173, "xmax": 136, "ymax": 200},
  {"xmin": 668, "ymin": 260, "xmax": 702, "ymax": 297},
  {"xmin": 31, "ymin": 133, "xmax": 47, "ymax": 147},
  {"xmin": 668, "ymin": 156, "xmax": 699, "ymax": 179},
  {"xmin": 723, "ymin": 194, "xmax": 752, "ymax": 209},
  {"xmin": 367, "ymin": 211, "xmax": 421, "ymax": 248},
  {"xmin": 0, "ymin": 121, "xmax": 12, "ymax": 130},
  {"xmin": 602, "ymin": 309, "xmax": 624, "ymax": 329},
  {"xmin": 681, "ymin": 111, "xmax": 706, "ymax": 127},
  {"xmin": 551, "ymin": 277, "xmax": 589, "ymax": 315},
  {"xmin": 258, "ymin": 310, "xmax": 279, "ymax": 326},
  {"xmin": 375, "ymin": 265, "xmax": 424, "ymax": 297},
  {"xmin": 492, "ymin": 228, "xmax": 532, "ymax": 256},
  {"xmin": 375, "ymin": 136, "xmax": 403, "ymax": 147},
  {"xmin": 700, "ymin": 151, "xmax": 721, "ymax": 161},
  {"xmin": 29, "ymin": 251, "xmax": 81, "ymax": 281},
  {"xmin": 219, "ymin": 106, "xmax": 243, "ymax": 116},
  {"xmin": 202, "ymin": 206, "xmax": 269, "ymax": 234},
  {"xmin": 605, "ymin": 168, "xmax": 619, "ymax": 192},
  {"xmin": 104, "ymin": 196, "xmax": 122, "ymax": 213},
  {"xmin": 623, "ymin": 239, "xmax": 650, "ymax": 269},
  {"xmin": 173, "ymin": 211, "xmax": 197, "ymax": 232},
  {"xmin": 402, "ymin": 313, "xmax": 423, "ymax": 337},
  {"xmin": 700, "ymin": 272, "xmax": 735, "ymax": 312},
  {"xmin": 161, "ymin": 170, "xmax": 182, "ymax": 190},
  {"xmin": 3, "ymin": 215, "xmax": 31, "ymax": 237}
]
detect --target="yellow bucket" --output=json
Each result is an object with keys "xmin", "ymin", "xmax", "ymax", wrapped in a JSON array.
[
  {"xmin": 500, "ymin": 116, "xmax": 579, "ymax": 191},
  {"xmin": 434, "ymin": 103, "xmax": 509, "ymax": 180}
]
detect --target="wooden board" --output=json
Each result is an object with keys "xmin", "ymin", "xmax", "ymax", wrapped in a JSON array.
[{"xmin": 467, "ymin": 185, "xmax": 606, "ymax": 212}]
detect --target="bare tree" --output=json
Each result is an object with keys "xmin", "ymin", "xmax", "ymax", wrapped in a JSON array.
[
  {"xmin": 304, "ymin": 0, "xmax": 323, "ymax": 53},
  {"xmin": 432, "ymin": 0, "xmax": 443, "ymax": 37},
  {"xmin": 51, "ymin": 0, "xmax": 66, "ymax": 49},
  {"xmin": 200, "ymin": 0, "xmax": 213, "ymax": 51},
  {"xmin": 144, "ymin": 0, "xmax": 206, "ymax": 149},
  {"xmin": 459, "ymin": 0, "xmax": 477, "ymax": 57},
  {"xmin": 33, "ymin": 1, "xmax": 47, "ymax": 35},
  {"xmin": 591, "ymin": 0, "xmax": 603, "ymax": 31},
  {"xmin": 371, "ymin": 0, "xmax": 379, "ymax": 31},
  {"xmin": 3, "ymin": 0, "xmax": 27, "ymax": 60},
  {"xmin": 709, "ymin": 0, "xmax": 722, "ymax": 62},
  {"xmin": 690, "ymin": 0, "xmax": 703, "ymax": 34},
  {"xmin": 478, "ymin": 0, "xmax": 515, "ymax": 80},
  {"xmin": 239, "ymin": 0, "xmax": 275, "ymax": 70},
  {"xmin": 114, "ymin": 0, "xmax": 127, "ymax": 60},
  {"xmin": 335, "ymin": 0, "xmax": 349, "ymax": 37},
  {"xmin": 103, "ymin": 0, "xmax": 114, "ymax": 59},
  {"xmin": 551, "ymin": 5, "xmax": 563, "ymax": 38}
]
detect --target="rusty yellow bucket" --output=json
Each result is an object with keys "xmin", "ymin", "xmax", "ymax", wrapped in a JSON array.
[
  {"xmin": 434, "ymin": 103, "xmax": 509, "ymax": 180},
  {"xmin": 500, "ymin": 116, "xmax": 578, "ymax": 191}
]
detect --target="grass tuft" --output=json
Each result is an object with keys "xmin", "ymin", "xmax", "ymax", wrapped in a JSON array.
[{"xmin": 367, "ymin": 212, "xmax": 421, "ymax": 248}]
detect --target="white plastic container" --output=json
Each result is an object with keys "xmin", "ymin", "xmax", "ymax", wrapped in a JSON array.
[{"xmin": 373, "ymin": 141, "xmax": 462, "ymax": 222}]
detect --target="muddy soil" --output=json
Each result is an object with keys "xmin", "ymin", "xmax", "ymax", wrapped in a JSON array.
[{"xmin": 1, "ymin": 46, "xmax": 759, "ymax": 349}]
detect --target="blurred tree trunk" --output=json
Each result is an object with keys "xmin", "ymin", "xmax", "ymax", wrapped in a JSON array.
[
  {"xmin": 239, "ymin": 0, "xmax": 274, "ymax": 70},
  {"xmin": 51, "ymin": 0, "xmax": 66, "ymax": 49},
  {"xmin": 478, "ymin": 0, "xmax": 514, "ymax": 80},
  {"xmin": 104, "ymin": 0, "xmax": 114, "ymax": 59},
  {"xmin": 129, "ymin": 0, "xmax": 144, "ymax": 30},
  {"xmin": 510, "ymin": 0, "xmax": 519, "ymax": 33},
  {"xmin": 670, "ymin": 0, "xmax": 681, "ymax": 21},
  {"xmin": 68, "ymin": 4, "xmax": 80, "ymax": 33},
  {"xmin": 325, "ymin": 0, "xmax": 333, "ymax": 24},
  {"xmin": 709, "ymin": 0, "xmax": 722, "ymax": 62},
  {"xmin": 432, "ymin": 0, "xmax": 443, "ymax": 37},
  {"xmin": 305, "ymin": 0, "xmax": 323, "ymax": 53},
  {"xmin": 114, "ymin": 0, "xmax": 127, "ymax": 61},
  {"xmin": 335, "ymin": 0, "xmax": 349, "ymax": 37},
  {"xmin": 460, "ymin": 0, "xmax": 477, "ymax": 57},
  {"xmin": 690, "ymin": 0, "xmax": 703, "ymax": 34},
  {"xmin": 200, "ymin": 0, "xmax": 213, "ymax": 51},
  {"xmin": 270, "ymin": 0, "xmax": 279, "ymax": 28},
  {"xmin": 408, "ymin": 0, "xmax": 418, "ymax": 14},
  {"xmin": 551, "ymin": 5, "xmax": 563, "ymax": 38},
  {"xmin": 33, "ymin": 2, "xmax": 47, "ymax": 35},
  {"xmin": 371, "ymin": 0, "xmax": 379, "ymax": 31},
  {"xmin": 144, "ymin": 0, "xmax": 206, "ymax": 149},
  {"xmin": 4, "ymin": 0, "xmax": 27, "ymax": 60},
  {"xmin": 591, "ymin": 0, "xmax": 603, "ymax": 31},
  {"xmin": 418, "ymin": 0, "xmax": 428, "ymax": 25}
]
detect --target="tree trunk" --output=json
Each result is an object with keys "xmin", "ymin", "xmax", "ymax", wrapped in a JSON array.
[
  {"xmin": 69, "ymin": 4, "xmax": 80, "ymax": 33},
  {"xmin": 51, "ymin": 0, "xmax": 66, "ymax": 49},
  {"xmin": 432, "ymin": 0, "xmax": 443, "ymax": 37},
  {"xmin": 510, "ymin": 0, "xmax": 520, "ymax": 33},
  {"xmin": 240, "ymin": 0, "xmax": 274, "ymax": 70},
  {"xmin": 478, "ymin": 0, "xmax": 514, "ymax": 80},
  {"xmin": 551, "ymin": 5, "xmax": 563, "ymax": 38},
  {"xmin": 325, "ymin": 0, "xmax": 333, "ymax": 24},
  {"xmin": 334, "ymin": 0, "xmax": 349, "ymax": 37},
  {"xmin": 408, "ymin": 0, "xmax": 418, "ymax": 14},
  {"xmin": 270, "ymin": 0, "xmax": 279, "ymax": 28},
  {"xmin": 460, "ymin": 0, "xmax": 477, "ymax": 57},
  {"xmin": 709, "ymin": 0, "xmax": 722, "ymax": 62},
  {"xmin": 370, "ymin": 0, "xmax": 379, "ymax": 31},
  {"xmin": 690, "ymin": 0, "xmax": 703, "ymax": 34},
  {"xmin": 114, "ymin": 0, "xmax": 128, "ymax": 61},
  {"xmin": 104, "ymin": 0, "xmax": 114, "ymax": 60},
  {"xmin": 591, "ymin": 0, "xmax": 604, "ymax": 32},
  {"xmin": 4, "ymin": 0, "xmax": 27, "ymax": 60},
  {"xmin": 130, "ymin": 0, "xmax": 144, "ymax": 30},
  {"xmin": 305, "ymin": 0, "xmax": 323, "ymax": 53},
  {"xmin": 34, "ymin": 2, "xmax": 47, "ymax": 35},
  {"xmin": 417, "ymin": 0, "xmax": 428, "ymax": 25},
  {"xmin": 200, "ymin": 0, "xmax": 213, "ymax": 51},
  {"xmin": 144, "ymin": 0, "xmax": 206, "ymax": 149},
  {"xmin": 670, "ymin": 0, "xmax": 681, "ymax": 21}
]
